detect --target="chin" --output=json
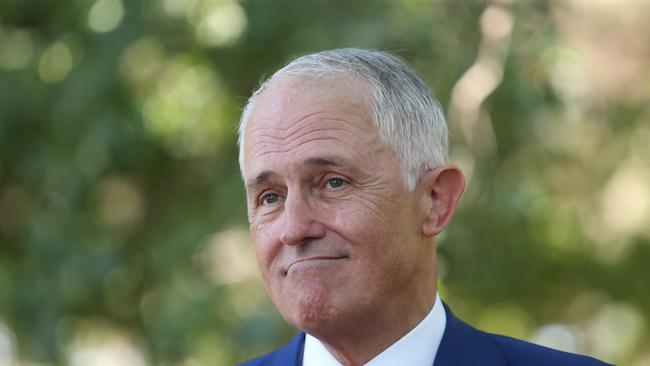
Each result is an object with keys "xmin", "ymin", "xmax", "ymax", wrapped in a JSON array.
[{"xmin": 280, "ymin": 283, "xmax": 339, "ymax": 334}]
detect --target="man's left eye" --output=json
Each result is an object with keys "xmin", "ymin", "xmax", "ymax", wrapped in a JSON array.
[{"xmin": 327, "ymin": 177, "xmax": 346, "ymax": 189}]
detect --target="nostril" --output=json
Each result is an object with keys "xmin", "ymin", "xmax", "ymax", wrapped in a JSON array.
[{"xmin": 280, "ymin": 220, "xmax": 326, "ymax": 246}]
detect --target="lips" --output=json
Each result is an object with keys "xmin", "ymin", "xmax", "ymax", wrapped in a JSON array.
[{"xmin": 286, "ymin": 255, "xmax": 347, "ymax": 273}]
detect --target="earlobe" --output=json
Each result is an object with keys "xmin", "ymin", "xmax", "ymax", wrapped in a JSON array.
[{"xmin": 420, "ymin": 165, "xmax": 465, "ymax": 237}]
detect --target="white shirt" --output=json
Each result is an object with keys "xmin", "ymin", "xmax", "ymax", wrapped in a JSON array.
[{"xmin": 302, "ymin": 293, "xmax": 446, "ymax": 366}]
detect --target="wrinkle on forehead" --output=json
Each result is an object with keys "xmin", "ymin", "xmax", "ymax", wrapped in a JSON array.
[
  {"xmin": 248, "ymin": 122, "xmax": 376, "ymax": 162},
  {"xmin": 241, "ymin": 76, "xmax": 393, "ymax": 180},
  {"xmin": 250, "ymin": 116, "xmax": 369, "ymax": 143},
  {"xmin": 251, "ymin": 115, "xmax": 370, "ymax": 142}
]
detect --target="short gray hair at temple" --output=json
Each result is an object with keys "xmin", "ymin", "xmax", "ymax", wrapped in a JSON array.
[{"xmin": 237, "ymin": 48, "xmax": 449, "ymax": 191}]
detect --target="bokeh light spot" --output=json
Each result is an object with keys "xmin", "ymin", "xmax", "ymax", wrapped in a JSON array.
[
  {"xmin": 532, "ymin": 323, "xmax": 580, "ymax": 353},
  {"xmin": 88, "ymin": 0, "xmax": 125, "ymax": 33},
  {"xmin": 197, "ymin": 228, "xmax": 257, "ymax": 285},
  {"xmin": 163, "ymin": 0, "xmax": 196, "ymax": 17},
  {"xmin": 600, "ymin": 159, "xmax": 650, "ymax": 235},
  {"xmin": 66, "ymin": 322, "xmax": 147, "ymax": 366},
  {"xmin": 0, "ymin": 28, "xmax": 34, "ymax": 70},
  {"xmin": 586, "ymin": 303, "xmax": 645, "ymax": 361},
  {"xmin": 119, "ymin": 37, "xmax": 165, "ymax": 84},
  {"xmin": 0, "ymin": 321, "xmax": 16, "ymax": 366},
  {"xmin": 140, "ymin": 56, "xmax": 230, "ymax": 157},
  {"xmin": 189, "ymin": 0, "xmax": 247, "ymax": 47},
  {"xmin": 38, "ymin": 40, "xmax": 73, "ymax": 83}
]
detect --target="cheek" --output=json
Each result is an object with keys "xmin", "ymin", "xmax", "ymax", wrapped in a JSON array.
[
  {"xmin": 251, "ymin": 221, "xmax": 282, "ymax": 276},
  {"xmin": 324, "ymin": 194, "xmax": 415, "ymax": 271},
  {"xmin": 326, "ymin": 194, "xmax": 403, "ymax": 236},
  {"xmin": 323, "ymin": 204, "xmax": 401, "ymax": 265}
]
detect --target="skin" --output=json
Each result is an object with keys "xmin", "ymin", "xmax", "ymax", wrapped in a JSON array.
[{"xmin": 241, "ymin": 76, "xmax": 465, "ymax": 366}]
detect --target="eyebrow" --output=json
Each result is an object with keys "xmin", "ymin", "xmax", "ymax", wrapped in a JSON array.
[
  {"xmin": 245, "ymin": 155, "xmax": 351, "ymax": 191},
  {"xmin": 302, "ymin": 156, "xmax": 348, "ymax": 168}
]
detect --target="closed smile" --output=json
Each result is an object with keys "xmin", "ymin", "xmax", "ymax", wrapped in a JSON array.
[{"xmin": 286, "ymin": 256, "xmax": 348, "ymax": 273}]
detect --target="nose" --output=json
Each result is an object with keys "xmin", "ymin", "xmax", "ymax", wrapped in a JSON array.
[{"xmin": 279, "ymin": 192, "xmax": 326, "ymax": 246}]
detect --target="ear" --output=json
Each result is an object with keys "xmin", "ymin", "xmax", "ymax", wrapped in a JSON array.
[{"xmin": 419, "ymin": 165, "xmax": 465, "ymax": 237}]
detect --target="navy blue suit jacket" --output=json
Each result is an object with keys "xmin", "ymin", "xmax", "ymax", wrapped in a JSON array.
[{"xmin": 239, "ymin": 303, "xmax": 612, "ymax": 366}]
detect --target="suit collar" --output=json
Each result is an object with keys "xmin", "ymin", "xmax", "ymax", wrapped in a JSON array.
[
  {"xmin": 254, "ymin": 302, "xmax": 507, "ymax": 366},
  {"xmin": 433, "ymin": 302, "xmax": 507, "ymax": 366}
]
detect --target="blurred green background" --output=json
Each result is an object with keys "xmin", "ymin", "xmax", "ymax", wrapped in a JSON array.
[{"xmin": 1, "ymin": 0, "xmax": 650, "ymax": 365}]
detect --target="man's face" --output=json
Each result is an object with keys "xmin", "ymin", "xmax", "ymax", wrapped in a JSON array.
[{"xmin": 242, "ymin": 77, "xmax": 431, "ymax": 335}]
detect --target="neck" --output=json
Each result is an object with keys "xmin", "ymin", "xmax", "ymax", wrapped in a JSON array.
[{"xmin": 312, "ymin": 267, "xmax": 438, "ymax": 365}]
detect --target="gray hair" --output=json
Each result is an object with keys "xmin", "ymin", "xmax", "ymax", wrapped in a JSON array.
[{"xmin": 238, "ymin": 48, "xmax": 448, "ymax": 191}]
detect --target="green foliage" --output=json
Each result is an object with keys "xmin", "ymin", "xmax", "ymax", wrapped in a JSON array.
[{"xmin": 1, "ymin": 0, "xmax": 649, "ymax": 364}]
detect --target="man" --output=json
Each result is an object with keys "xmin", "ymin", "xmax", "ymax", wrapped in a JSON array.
[{"xmin": 237, "ymin": 49, "xmax": 610, "ymax": 366}]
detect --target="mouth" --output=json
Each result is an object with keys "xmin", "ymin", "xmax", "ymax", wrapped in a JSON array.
[{"xmin": 285, "ymin": 256, "xmax": 348, "ymax": 274}]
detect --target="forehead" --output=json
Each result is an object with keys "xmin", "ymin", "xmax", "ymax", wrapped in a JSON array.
[
  {"xmin": 242, "ymin": 77, "xmax": 388, "ymax": 179},
  {"xmin": 250, "ymin": 76, "xmax": 371, "ymax": 129}
]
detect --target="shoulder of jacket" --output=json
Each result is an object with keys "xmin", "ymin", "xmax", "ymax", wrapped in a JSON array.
[{"xmin": 490, "ymin": 333, "xmax": 613, "ymax": 366}]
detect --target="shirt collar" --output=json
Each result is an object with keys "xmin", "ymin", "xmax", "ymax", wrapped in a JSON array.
[{"xmin": 303, "ymin": 293, "xmax": 446, "ymax": 366}]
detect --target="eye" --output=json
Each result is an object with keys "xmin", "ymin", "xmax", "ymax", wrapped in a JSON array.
[
  {"xmin": 326, "ymin": 177, "xmax": 346, "ymax": 189},
  {"xmin": 260, "ymin": 192, "xmax": 280, "ymax": 206}
]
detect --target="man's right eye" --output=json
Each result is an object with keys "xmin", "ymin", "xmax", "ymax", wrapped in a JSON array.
[{"xmin": 260, "ymin": 192, "xmax": 279, "ymax": 206}]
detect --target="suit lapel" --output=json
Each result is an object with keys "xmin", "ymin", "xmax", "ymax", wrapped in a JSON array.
[{"xmin": 433, "ymin": 303, "xmax": 507, "ymax": 366}]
